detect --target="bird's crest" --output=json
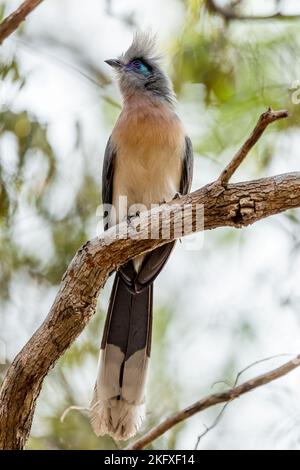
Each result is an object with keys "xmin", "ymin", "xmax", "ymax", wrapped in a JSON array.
[{"xmin": 121, "ymin": 32, "xmax": 160, "ymax": 65}]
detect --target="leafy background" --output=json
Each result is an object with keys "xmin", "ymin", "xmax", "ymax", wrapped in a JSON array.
[{"xmin": 1, "ymin": 0, "xmax": 300, "ymax": 450}]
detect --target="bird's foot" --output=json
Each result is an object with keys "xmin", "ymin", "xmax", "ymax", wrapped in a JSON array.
[
  {"xmin": 127, "ymin": 211, "xmax": 140, "ymax": 225},
  {"xmin": 172, "ymin": 192, "xmax": 182, "ymax": 200}
]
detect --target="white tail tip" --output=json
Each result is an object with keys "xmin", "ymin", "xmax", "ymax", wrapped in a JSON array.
[{"xmin": 90, "ymin": 396, "xmax": 145, "ymax": 441}]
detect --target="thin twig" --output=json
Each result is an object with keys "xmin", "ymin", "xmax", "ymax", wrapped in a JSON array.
[
  {"xmin": 194, "ymin": 401, "xmax": 230, "ymax": 450},
  {"xmin": 212, "ymin": 353, "xmax": 293, "ymax": 390},
  {"xmin": 195, "ymin": 353, "xmax": 293, "ymax": 448},
  {"xmin": 218, "ymin": 107, "xmax": 288, "ymax": 186},
  {"xmin": 126, "ymin": 355, "xmax": 300, "ymax": 450},
  {"xmin": 60, "ymin": 405, "xmax": 88, "ymax": 423},
  {"xmin": 232, "ymin": 353, "xmax": 293, "ymax": 388},
  {"xmin": 0, "ymin": 0, "xmax": 43, "ymax": 45},
  {"xmin": 206, "ymin": 0, "xmax": 300, "ymax": 21}
]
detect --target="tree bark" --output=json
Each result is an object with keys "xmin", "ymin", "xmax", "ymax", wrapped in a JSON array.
[{"xmin": 0, "ymin": 0, "xmax": 43, "ymax": 45}]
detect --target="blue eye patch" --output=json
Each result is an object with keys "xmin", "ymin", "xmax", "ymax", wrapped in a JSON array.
[{"xmin": 128, "ymin": 59, "xmax": 152, "ymax": 76}]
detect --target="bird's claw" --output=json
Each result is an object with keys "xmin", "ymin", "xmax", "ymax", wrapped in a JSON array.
[
  {"xmin": 127, "ymin": 211, "xmax": 140, "ymax": 225},
  {"xmin": 173, "ymin": 192, "xmax": 182, "ymax": 200}
]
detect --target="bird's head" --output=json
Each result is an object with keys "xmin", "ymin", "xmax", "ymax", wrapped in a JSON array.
[{"xmin": 105, "ymin": 33, "xmax": 175, "ymax": 106}]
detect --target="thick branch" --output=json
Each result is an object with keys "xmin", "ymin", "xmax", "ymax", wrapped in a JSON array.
[
  {"xmin": 1, "ymin": 171, "xmax": 300, "ymax": 449},
  {"xmin": 0, "ymin": 0, "xmax": 43, "ymax": 45},
  {"xmin": 0, "ymin": 109, "xmax": 299, "ymax": 449},
  {"xmin": 127, "ymin": 355, "xmax": 300, "ymax": 450},
  {"xmin": 206, "ymin": 0, "xmax": 300, "ymax": 21}
]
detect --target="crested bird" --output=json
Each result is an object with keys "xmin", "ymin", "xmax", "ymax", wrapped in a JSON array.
[{"xmin": 90, "ymin": 33, "xmax": 193, "ymax": 441}]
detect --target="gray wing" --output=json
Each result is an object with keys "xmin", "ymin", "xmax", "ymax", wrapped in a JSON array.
[
  {"xmin": 180, "ymin": 136, "xmax": 193, "ymax": 195},
  {"xmin": 102, "ymin": 136, "xmax": 117, "ymax": 230},
  {"xmin": 120, "ymin": 136, "xmax": 194, "ymax": 293}
]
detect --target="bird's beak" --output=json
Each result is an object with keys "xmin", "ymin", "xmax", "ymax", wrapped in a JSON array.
[{"xmin": 104, "ymin": 59, "xmax": 123, "ymax": 70}]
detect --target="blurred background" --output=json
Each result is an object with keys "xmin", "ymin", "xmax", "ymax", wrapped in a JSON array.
[{"xmin": 1, "ymin": 0, "xmax": 300, "ymax": 450}]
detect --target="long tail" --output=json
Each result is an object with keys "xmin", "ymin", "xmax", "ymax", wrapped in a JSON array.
[{"xmin": 90, "ymin": 273, "xmax": 153, "ymax": 441}]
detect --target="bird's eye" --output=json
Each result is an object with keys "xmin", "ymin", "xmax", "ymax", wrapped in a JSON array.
[
  {"xmin": 131, "ymin": 60, "xmax": 142, "ymax": 68},
  {"xmin": 128, "ymin": 59, "xmax": 151, "ymax": 76}
]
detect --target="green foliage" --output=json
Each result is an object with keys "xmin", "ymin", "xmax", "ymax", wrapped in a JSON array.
[
  {"xmin": 0, "ymin": 57, "xmax": 23, "ymax": 84},
  {"xmin": 172, "ymin": 3, "xmax": 300, "ymax": 165},
  {"xmin": 0, "ymin": 110, "xmax": 55, "ymax": 179},
  {"xmin": 0, "ymin": 3, "xmax": 5, "ymax": 23}
]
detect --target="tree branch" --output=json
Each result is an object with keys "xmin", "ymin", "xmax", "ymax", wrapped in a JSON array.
[
  {"xmin": 1, "ymin": 108, "xmax": 299, "ymax": 449},
  {"xmin": 219, "ymin": 108, "xmax": 288, "ymax": 186},
  {"xmin": 0, "ymin": 0, "xmax": 43, "ymax": 45},
  {"xmin": 206, "ymin": 0, "xmax": 300, "ymax": 21},
  {"xmin": 127, "ymin": 355, "xmax": 300, "ymax": 450}
]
